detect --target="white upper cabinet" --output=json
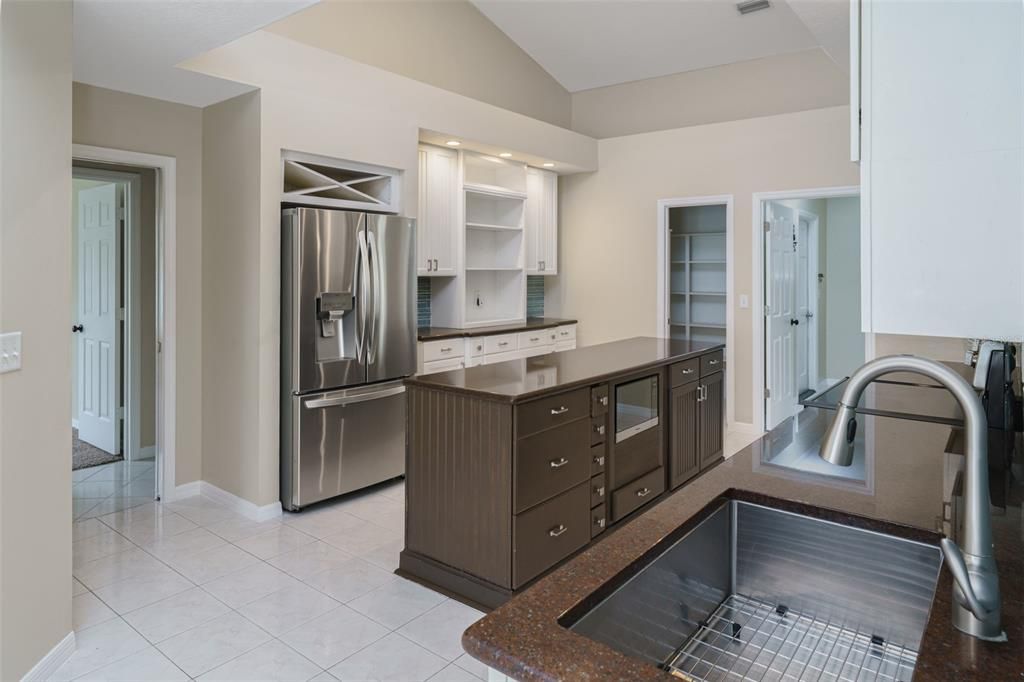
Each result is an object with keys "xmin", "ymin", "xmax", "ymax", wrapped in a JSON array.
[
  {"xmin": 525, "ymin": 167, "xmax": 558, "ymax": 275},
  {"xmin": 859, "ymin": 0, "xmax": 1023, "ymax": 340},
  {"xmin": 417, "ymin": 145, "xmax": 459, "ymax": 277}
]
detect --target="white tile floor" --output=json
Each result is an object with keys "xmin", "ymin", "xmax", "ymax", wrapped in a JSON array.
[
  {"xmin": 72, "ymin": 459, "xmax": 158, "ymax": 521},
  {"xmin": 62, "ymin": 478, "xmax": 486, "ymax": 682}
]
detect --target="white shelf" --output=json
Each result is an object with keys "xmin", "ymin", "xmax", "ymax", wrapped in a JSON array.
[
  {"xmin": 691, "ymin": 291, "xmax": 726, "ymax": 296},
  {"xmin": 667, "ymin": 204, "xmax": 729, "ymax": 343},
  {"xmin": 466, "ymin": 222, "xmax": 522, "ymax": 232},
  {"xmin": 464, "ymin": 183, "xmax": 527, "ymax": 200},
  {"xmin": 465, "ymin": 266, "xmax": 522, "ymax": 271},
  {"xmin": 691, "ymin": 323, "xmax": 726, "ymax": 329}
]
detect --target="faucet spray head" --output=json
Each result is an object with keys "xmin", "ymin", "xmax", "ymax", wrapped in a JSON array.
[{"xmin": 819, "ymin": 402, "xmax": 857, "ymax": 467}]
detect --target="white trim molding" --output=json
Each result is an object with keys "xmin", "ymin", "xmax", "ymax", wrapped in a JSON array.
[
  {"xmin": 22, "ymin": 631, "xmax": 75, "ymax": 681},
  {"xmin": 751, "ymin": 186, "xmax": 860, "ymax": 434},
  {"xmin": 656, "ymin": 194, "xmax": 735, "ymax": 427},
  {"xmin": 72, "ymin": 144, "xmax": 176, "ymax": 502},
  {"xmin": 171, "ymin": 480, "xmax": 283, "ymax": 522}
]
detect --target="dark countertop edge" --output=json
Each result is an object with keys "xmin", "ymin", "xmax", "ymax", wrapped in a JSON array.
[
  {"xmin": 416, "ymin": 318, "xmax": 578, "ymax": 342},
  {"xmin": 404, "ymin": 342, "xmax": 726, "ymax": 404}
]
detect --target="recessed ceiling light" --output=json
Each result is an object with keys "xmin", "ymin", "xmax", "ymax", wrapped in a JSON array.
[
  {"xmin": 445, "ymin": 140, "xmax": 461, "ymax": 147},
  {"xmin": 499, "ymin": 152, "xmax": 512, "ymax": 158},
  {"xmin": 736, "ymin": 0, "xmax": 771, "ymax": 15},
  {"xmin": 542, "ymin": 162, "xmax": 555, "ymax": 168}
]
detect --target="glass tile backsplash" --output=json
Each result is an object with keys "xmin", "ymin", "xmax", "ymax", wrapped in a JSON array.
[
  {"xmin": 417, "ymin": 277, "xmax": 431, "ymax": 328},
  {"xmin": 527, "ymin": 276, "xmax": 545, "ymax": 318}
]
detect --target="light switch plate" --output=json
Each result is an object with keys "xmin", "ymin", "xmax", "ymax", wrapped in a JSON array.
[{"xmin": 0, "ymin": 332, "xmax": 22, "ymax": 374}]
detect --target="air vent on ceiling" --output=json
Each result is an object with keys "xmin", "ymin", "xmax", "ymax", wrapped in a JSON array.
[{"xmin": 736, "ymin": 0, "xmax": 771, "ymax": 15}]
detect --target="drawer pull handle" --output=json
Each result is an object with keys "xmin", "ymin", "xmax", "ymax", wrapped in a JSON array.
[
  {"xmin": 708, "ymin": 359, "xmax": 720, "ymax": 366},
  {"xmin": 636, "ymin": 487, "xmax": 651, "ymax": 498},
  {"xmin": 594, "ymin": 424, "xmax": 605, "ymax": 435},
  {"xmin": 560, "ymin": 331, "xmax": 569, "ymax": 336},
  {"xmin": 550, "ymin": 406, "xmax": 569, "ymax": 415},
  {"xmin": 593, "ymin": 455, "xmax": 604, "ymax": 466},
  {"xmin": 599, "ymin": 396, "xmax": 608, "ymax": 406},
  {"xmin": 681, "ymin": 368, "xmax": 694, "ymax": 375},
  {"xmin": 549, "ymin": 457, "xmax": 569, "ymax": 468},
  {"xmin": 595, "ymin": 486, "xmax": 605, "ymax": 497},
  {"xmin": 595, "ymin": 517, "xmax": 605, "ymax": 528},
  {"xmin": 530, "ymin": 336, "xmax": 540, "ymax": 342},
  {"xmin": 440, "ymin": 347, "xmax": 452, "ymax": 353},
  {"xmin": 549, "ymin": 525, "xmax": 568, "ymax": 538}
]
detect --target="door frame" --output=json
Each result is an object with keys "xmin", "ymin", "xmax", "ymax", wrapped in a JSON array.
[
  {"xmin": 752, "ymin": 186, "xmax": 860, "ymax": 434},
  {"xmin": 73, "ymin": 144, "xmax": 177, "ymax": 500},
  {"xmin": 795, "ymin": 208, "xmax": 820, "ymax": 394},
  {"xmin": 71, "ymin": 167, "xmax": 142, "ymax": 460},
  {"xmin": 656, "ymin": 194, "xmax": 734, "ymax": 427}
]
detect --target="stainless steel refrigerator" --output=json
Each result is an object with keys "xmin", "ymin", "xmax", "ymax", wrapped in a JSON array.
[{"xmin": 281, "ymin": 207, "xmax": 416, "ymax": 511}]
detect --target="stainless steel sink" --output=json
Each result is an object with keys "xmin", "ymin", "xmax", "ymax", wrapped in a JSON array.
[{"xmin": 564, "ymin": 500, "xmax": 942, "ymax": 682}]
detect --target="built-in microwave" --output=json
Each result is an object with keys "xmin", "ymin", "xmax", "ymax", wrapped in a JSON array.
[{"xmin": 614, "ymin": 373, "xmax": 659, "ymax": 443}]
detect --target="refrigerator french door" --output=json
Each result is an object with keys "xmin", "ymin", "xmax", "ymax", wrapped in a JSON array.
[{"xmin": 281, "ymin": 207, "xmax": 415, "ymax": 511}]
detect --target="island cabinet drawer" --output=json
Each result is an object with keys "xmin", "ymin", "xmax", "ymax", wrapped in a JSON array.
[
  {"xmin": 513, "ymin": 481, "xmax": 590, "ymax": 587},
  {"xmin": 422, "ymin": 338, "xmax": 465, "ymax": 363},
  {"xmin": 608, "ymin": 424, "xmax": 662, "ymax": 491},
  {"xmin": 590, "ymin": 385, "xmax": 609, "ymax": 415},
  {"xmin": 591, "ymin": 503, "xmax": 607, "ymax": 538},
  {"xmin": 611, "ymin": 467, "xmax": 665, "ymax": 523},
  {"xmin": 515, "ymin": 419, "xmax": 590, "ymax": 513},
  {"xmin": 700, "ymin": 350, "xmax": 724, "ymax": 376},
  {"xmin": 516, "ymin": 388, "xmax": 589, "ymax": 439},
  {"xmin": 484, "ymin": 333, "xmax": 517, "ymax": 354},
  {"xmin": 670, "ymin": 359, "xmax": 700, "ymax": 387}
]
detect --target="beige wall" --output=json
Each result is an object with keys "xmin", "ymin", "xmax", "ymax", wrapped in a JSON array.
[
  {"xmin": 184, "ymin": 30, "xmax": 596, "ymax": 505},
  {"xmin": 72, "ymin": 83, "xmax": 204, "ymax": 486},
  {"xmin": 0, "ymin": 1, "xmax": 73, "ymax": 678},
  {"xmin": 265, "ymin": 0, "xmax": 572, "ymax": 129},
  {"xmin": 551, "ymin": 106, "xmax": 859, "ymax": 426},
  {"xmin": 201, "ymin": 91, "xmax": 262, "ymax": 501},
  {"xmin": 571, "ymin": 49, "xmax": 848, "ymax": 139}
]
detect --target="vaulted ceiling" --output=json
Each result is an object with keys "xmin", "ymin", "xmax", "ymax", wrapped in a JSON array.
[{"xmin": 471, "ymin": 0, "xmax": 849, "ymax": 92}]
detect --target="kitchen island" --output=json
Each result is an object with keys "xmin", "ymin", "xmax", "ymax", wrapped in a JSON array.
[
  {"xmin": 399, "ymin": 337, "xmax": 726, "ymax": 607},
  {"xmin": 461, "ymin": 399, "xmax": 1023, "ymax": 680}
]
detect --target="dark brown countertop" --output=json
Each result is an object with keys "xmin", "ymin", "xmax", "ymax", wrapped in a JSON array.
[
  {"xmin": 417, "ymin": 317, "xmax": 578, "ymax": 341},
  {"xmin": 462, "ymin": 403, "xmax": 1023, "ymax": 680},
  {"xmin": 406, "ymin": 337, "xmax": 724, "ymax": 402}
]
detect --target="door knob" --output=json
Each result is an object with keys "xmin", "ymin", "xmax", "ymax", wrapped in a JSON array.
[
  {"xmin": 790, "ymin": 319, "xmax": 800, "ymax": 326},
  {"xmin": 72, "ymin": 324, "xmax": 84, "ymax": 333}
]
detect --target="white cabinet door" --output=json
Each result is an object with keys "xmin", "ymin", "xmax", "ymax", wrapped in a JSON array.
[
  {"xmin": 418, "ymin": 145, "xmax": 459, "ymax": 277},
  {"xmin": 525, "ymin": 167, "xmax": 557, "ymax": 275},
  {"xmin": 861, "ymin": 0, "xmax": 1024, "ymax": 340}
]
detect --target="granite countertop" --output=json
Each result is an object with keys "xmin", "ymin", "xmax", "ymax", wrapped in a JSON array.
[
  {"xmin": 462, "ymin": 402, "xmax": 1022, "ymax": 680},
  {"xmin": 406, "ymin": 337, "xmax": 724, "ymax": 402},
  {"xmin": 417, "ymin": 317, "xmax": 578, "ymax": 341}
]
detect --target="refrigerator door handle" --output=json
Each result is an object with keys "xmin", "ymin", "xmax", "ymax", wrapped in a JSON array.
[
  {"xmin": 357, "ymin": 229, "xmax": 371, "ymax": 363},
  {"xmin": 304, "ymin": 383, "xmax": 406, "ymax": 409},
  {"xmin": 367, "ymin": 230, "xmax": 382, "ymax": 364}
]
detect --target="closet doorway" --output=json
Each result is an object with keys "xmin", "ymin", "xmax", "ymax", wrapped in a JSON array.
[{"xmin": 656, "ymin": 195, "xmax": 734, "ymax": 424}]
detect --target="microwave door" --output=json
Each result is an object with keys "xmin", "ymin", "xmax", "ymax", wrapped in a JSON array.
[
  {"xmin": 365, "ymin": 214, "xmax": 416, "ymax": 383},
  {"xmin": 287, "ymin": 208, "xmax": 369, "ymax": 393}
]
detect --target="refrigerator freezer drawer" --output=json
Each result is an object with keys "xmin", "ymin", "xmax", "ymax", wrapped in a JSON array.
[{"xmin": 282, "ymin": 380, "xmax": 406, "ymax": 511}]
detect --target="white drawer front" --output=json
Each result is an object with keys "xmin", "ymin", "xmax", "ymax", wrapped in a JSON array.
[
  {"xmin": 553, "ymin": 324, "xmax": 576, "ymax": 343},
  {"xmin": 422, "ymin": 338, "xmax": 465, "ymax": 363},
  {"xmin": 466, "ymin": 338, "xmax": 485, "ymax": 358},
  {"xmin": 421, "ymin": 357, "xmax": 464, "ymax": 375},
  {"xmin": 517, "ymin": 330, "xmax": 554, "ymax": 352},
  {"xmin": 484, "ymin": 333, "xmax": 518, "ymax": 354},
  {"xmin": 555, "ymin": 339, "xmax": 576, "ymax": 352},
  {"xmin": 481, "ymin": 349, "xmax": 521, "ymax": 365}
]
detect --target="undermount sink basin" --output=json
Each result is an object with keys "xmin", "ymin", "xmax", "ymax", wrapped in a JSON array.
[{"xmin": 562, "ymin": 499, "xmax": 942, "ymax": 682}]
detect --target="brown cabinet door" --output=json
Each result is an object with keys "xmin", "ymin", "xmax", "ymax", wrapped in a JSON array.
[
  {"xmin": 670, "ymin": 381, "xmax": 700, "ymax": 489},
  {"xmin": 699, "ymin": 371, "xmax": 724, "ymax": 468}
]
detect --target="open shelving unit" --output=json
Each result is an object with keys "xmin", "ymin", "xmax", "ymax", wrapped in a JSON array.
[{"xmin": 668, "ymin": 204, "xmax": 727, "ymax": 343}]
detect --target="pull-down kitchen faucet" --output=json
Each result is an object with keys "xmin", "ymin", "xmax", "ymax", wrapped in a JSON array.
[{"xmin": 818, "ymin": 355, "xmax": 1004, "ymax": 641}]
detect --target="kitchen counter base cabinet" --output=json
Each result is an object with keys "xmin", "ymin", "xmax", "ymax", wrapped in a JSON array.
[
  {"xmin": 400, "ymin": 338, "xmax": 725, "ymax": 608},
  {"xmin": 669, "ymin": 355, "xmax": 724, "ymax": 490}
]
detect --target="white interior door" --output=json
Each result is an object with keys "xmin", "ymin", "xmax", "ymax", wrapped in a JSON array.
[
  {"xmin": 76, "ymin": 183, "xmax": 121, "ymax": 454},
  {"xmin": 765, "ymin": 201, "xmax": 797, "ymax": 429},
  {"xmin": 795, "ymin": 218, "xmax": 810, "ymax": 394}
]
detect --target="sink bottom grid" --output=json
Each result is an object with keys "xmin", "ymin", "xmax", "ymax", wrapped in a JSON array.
[{"xmin": 666, "ymin": 593, "xmax": 918, "ymax": 682}]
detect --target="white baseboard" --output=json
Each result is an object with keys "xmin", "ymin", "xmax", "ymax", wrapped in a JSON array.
[
  {"xmin": 71, "ymin": 418, "xmax": 79, "ymax": 430},
  {"xmin": 138, "ymin": 445, "xmax": 156, "ymax": 459},
  {"xmin": 198, "ymin": 482, "xmax": 282, "ymax": 522},
  {"xmin": 22, "ymin": 631, "xmax": 75, "ymax": 681},
  {"xmin": 167, "ymin": 480, "xmax": 201, "ymax": 502},
  {"xmin": 726, "ymin": 421, "xmax": 762, "ymax": 436}
]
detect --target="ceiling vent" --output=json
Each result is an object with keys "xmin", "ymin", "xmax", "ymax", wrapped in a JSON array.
[{"xmin": 736, "ymin": 0, "xmax": 772, "ymax": 15}]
